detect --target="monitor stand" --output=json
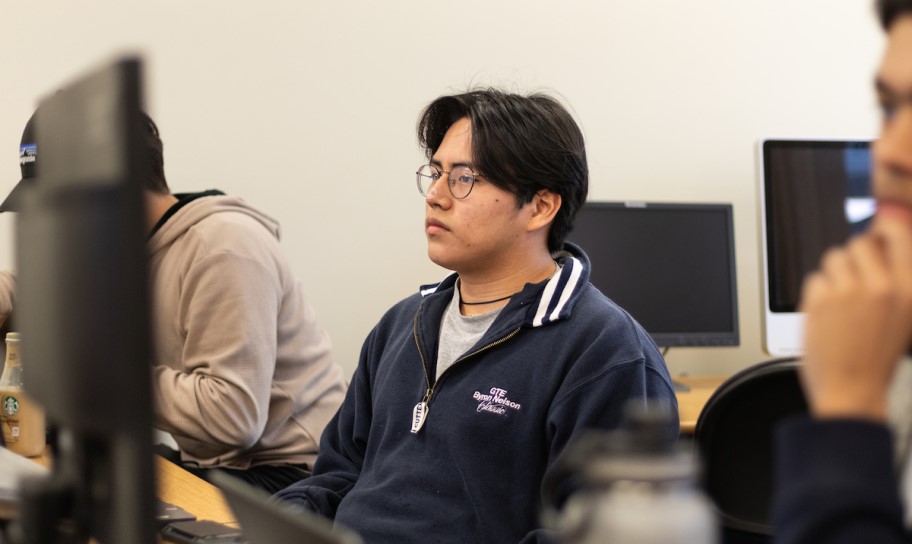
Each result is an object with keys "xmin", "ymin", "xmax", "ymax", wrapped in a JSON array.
[
  {"xmin": 672, "ymin": 380, "xmax": 691, "ymax": 393},
  {"xmin": 660, "ymin": 348, "xmax": 690, "ymax": 392}
]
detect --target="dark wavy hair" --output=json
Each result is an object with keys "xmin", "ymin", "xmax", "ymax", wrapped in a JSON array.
[
  {"xmin": 417, "ymin": 89, "xmax": 588, "ymax": 254},
  {"xmin": 141, "ymin": 112, "xmax": 169, "ymax": 194},
  {"xmin": 878, "ymin": 0, "xmax": 912, "ymax": 29}
]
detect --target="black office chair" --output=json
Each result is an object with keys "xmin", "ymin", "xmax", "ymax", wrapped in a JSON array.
[{"xmin": 693, "ymin": 357, "xmax": 807, "ymax": 544}]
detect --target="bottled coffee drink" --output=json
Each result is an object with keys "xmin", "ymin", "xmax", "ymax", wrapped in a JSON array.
[{"xmin": 0, "ymin": 332, "xmax": 46, "ymax": 457}]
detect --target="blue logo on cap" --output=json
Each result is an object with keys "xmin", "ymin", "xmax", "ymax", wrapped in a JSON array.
[{"xmin": 19, "ymin": 144, "xmax": 36, "ymax": 166}]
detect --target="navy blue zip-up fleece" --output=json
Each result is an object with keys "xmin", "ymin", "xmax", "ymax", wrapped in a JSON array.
[{"xmin": 274, "ymin": 243, "xmax": 678, "ymax": 543}]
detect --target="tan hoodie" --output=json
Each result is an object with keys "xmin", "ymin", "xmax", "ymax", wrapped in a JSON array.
[
  {"xmin": 147, "ymin": 192, "xmax": 346, "ymax": 469},
  {"xmin": 0, "ymin": 270, "xmax": 13, "ymax": 320}
]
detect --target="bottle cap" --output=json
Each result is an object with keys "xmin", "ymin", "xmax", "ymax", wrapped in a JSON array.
[{"xmin": 5, "ymin": 332, "xmax": 19, "ymax": 343}]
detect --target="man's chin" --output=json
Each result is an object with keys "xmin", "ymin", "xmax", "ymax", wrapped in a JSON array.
[
  {"xmin": 427, "ymin": 245, "xmax": 465, "ymax": 273},
  {"xmin": 427, "ymin": 252, "xmax": 452, "ymax": 271}
]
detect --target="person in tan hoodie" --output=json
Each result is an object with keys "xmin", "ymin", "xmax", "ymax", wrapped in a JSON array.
[{"xmin": 0, "ymin": 111, "xmax": 347, "ymax": 494}]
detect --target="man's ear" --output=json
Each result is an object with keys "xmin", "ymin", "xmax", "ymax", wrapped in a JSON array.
[{"xmin": 528, "ymin": 189, "xmax": 561, "ymax": 233}]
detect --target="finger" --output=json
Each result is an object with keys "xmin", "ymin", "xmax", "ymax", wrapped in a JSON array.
[
  {"xmin": 817, "ymin": 245, "xmax": 857, "ymax": 292},
  {"xmin": 845, "ymin": 234, "xmax": 890, "ymax": 288},
  {"xmin": 798, "ymin": 271, "xmax": 828, "ymax": 313}
]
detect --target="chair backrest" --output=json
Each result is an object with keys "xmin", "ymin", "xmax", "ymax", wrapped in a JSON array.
[{"xmin": 693, "ymin": 358, "xmax": 807, "ymax": 536}]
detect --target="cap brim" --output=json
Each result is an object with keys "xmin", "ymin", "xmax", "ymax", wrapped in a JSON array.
[{"xmin": 0, "ymin": 179, "xmax": 28, "ymax": 213}]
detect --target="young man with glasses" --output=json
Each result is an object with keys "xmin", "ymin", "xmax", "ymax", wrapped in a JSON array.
[
  {"xmin": 773, "ymin": 1, "xmax": 912, "ymax": 542},
  {"xmin": 275, "ymin": 89, "xmax": 677, "ymax": 543}
]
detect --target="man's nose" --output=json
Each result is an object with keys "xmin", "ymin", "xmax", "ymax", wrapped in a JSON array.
[{"xmin": 425, "ymin": 176, "xmax": 449, "ymax": 204}]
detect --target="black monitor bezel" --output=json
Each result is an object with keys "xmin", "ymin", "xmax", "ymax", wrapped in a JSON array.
[
  {"xmin": 569, "ymin": 201, "xmax": 740, "ymax": 348},
  {"xmin": 761, "ymin": 138, "xmax": 872, "ymax": 313}
]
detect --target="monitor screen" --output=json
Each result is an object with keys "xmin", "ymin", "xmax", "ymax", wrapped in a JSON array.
[
  {"xmin": 567, "ymin": 201, "xmax": 739, "ymax": 347},
  {"xmin": 758, "ymin": 139, "xmax": 872, "ymax": 356}
]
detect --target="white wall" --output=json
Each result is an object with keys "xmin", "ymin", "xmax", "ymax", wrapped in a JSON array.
[{"xmin": 0, "ymin": 0, "xmax": 885, "ymax": 379}]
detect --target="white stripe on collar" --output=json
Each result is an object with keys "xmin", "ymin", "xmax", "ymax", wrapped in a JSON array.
[
  {"xmin": 420, "ymin": 285, "xmax": 439, "ymax": 297},
  {"xmin": 532, "ymin": 257, "xmax": 582, "ymax": 327},
  {"xmin": 548, "ymin": 258, "xmax": 582, "ymax": 322}
]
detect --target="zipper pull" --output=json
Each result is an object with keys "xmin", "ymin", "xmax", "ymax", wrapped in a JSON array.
[{"xmin": 411, "ymin": 389, "xmax": 431, "ymax": 434}]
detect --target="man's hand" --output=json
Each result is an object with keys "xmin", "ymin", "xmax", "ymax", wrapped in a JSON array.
[{"xmin": 799, "ymin": 211, "xmax": 912, "ymax": 421}]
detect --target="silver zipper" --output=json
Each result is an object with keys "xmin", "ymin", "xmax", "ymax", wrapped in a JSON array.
[{"xmin": 410, "ymin": 305, "xmax": 521, "ymax": 433}]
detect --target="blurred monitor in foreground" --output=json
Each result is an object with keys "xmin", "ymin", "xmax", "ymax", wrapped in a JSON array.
[{"xmin": 13, "ymin": 56, "xmax": 155, "ymax": 544}]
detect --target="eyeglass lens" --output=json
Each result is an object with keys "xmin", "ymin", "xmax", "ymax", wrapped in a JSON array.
[{"xmin": 416, "ymin": 164, "xmax": 476, "ymax": 199}]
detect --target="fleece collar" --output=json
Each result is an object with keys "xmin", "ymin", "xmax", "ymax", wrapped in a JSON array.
[{"xmin": 418, "ymin": 242, "xmax": 591, "ymax": 329}]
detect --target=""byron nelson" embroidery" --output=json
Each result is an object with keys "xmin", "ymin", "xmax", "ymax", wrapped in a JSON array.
[{"xmin": 473, "ymin": 387, "xmax": 521, "ymax": 415}]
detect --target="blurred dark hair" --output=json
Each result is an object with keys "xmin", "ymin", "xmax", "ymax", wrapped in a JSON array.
[
  {"xmin": 417, "ymin": 89, "xmax": 588, "ymax": 254},
  {"xmin": 141, "ymin": 112, "xmax": 169, "ymax": 193},
  {"xmin": 877, "ymin": 0, "xmax": 912, "ymax": 29}
]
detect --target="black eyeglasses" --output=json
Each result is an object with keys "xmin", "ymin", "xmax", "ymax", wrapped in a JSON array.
[{"xmin": 416, "ymin": 164, "xmax": 482, "ymax": 199}]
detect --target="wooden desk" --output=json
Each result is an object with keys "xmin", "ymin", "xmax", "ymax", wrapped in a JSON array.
[
  {"xmin": 20, "ymin": 378, "xmax": 725, "ymax": 526},
  {"xmin": 674, "ymin": 375, "xmax": 728, "ymax": 435},
  {"xmin": 32, "ymin": 451, "xmax": 235, "ymax": 525},
  {"xmin": 156, "ymin": 456, "xmax": 235, "ymax": 525}
]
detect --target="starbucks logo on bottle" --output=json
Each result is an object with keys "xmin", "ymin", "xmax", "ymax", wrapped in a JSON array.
[{"xmin": 2, "ymin": 395, "xmax": 19, "ymax": 416}]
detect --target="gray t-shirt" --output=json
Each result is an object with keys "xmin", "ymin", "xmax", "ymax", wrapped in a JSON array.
[{"xmin": 435, "ymin": 283, "xmax": 502, "ymax": 380}]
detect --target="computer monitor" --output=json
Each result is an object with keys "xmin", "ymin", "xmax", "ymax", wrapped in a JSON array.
[
  {"xmin": 758, "ymin": 139, "xmax": 872, "ymax": 357},
  {"xmin": 567, "ymin": 201, "xmax": 740, "ymax": 348},
  {"xmin": 13, "ymin": 57, "xmax": 155, "ymax": 543}
]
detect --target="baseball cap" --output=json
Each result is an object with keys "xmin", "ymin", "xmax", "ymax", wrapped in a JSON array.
[{"xmin": 0, "ymin": 111, "xmax": 37, "ymax": 213}]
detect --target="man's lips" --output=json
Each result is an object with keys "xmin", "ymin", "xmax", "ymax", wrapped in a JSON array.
[
  {"xmin": 426, "ymin": 218, "xmax": 448, "ymax": 233},
  {"xmin": 877, "ymin": 200, "xmax": 912, "ymax": 225}
]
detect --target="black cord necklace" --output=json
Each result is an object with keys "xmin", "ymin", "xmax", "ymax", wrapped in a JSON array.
[{"xmin": 459, "ymin": 291, "xmax": 517, "ymax": 306}]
